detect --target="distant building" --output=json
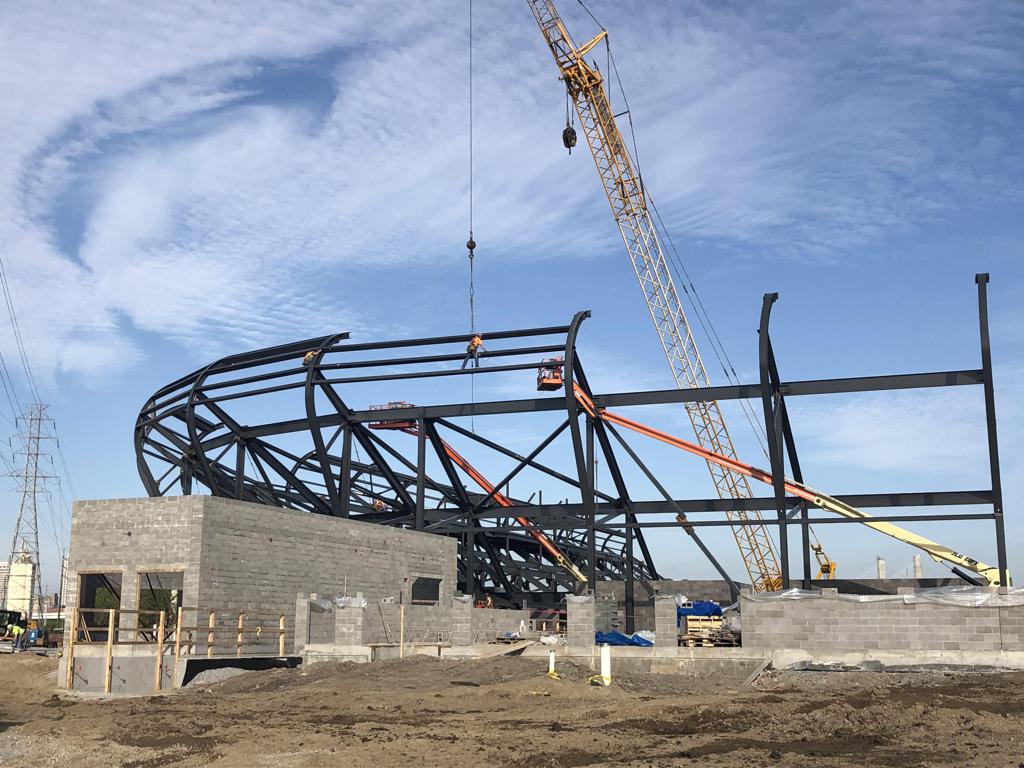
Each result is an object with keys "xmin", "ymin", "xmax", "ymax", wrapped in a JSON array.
[{"xmin": 0, "ymin": 555, "xmax": 37, "ymax": 615}]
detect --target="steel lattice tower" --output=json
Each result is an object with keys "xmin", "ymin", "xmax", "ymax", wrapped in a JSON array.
[{"xmin": 2, "ymin": 403, "xmax": 54, "ymax": 620}]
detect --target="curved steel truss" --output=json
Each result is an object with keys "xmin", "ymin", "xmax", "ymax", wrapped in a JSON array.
[
  {"xmin": 135, "ymin": 277, "xmax": 1010, "ymax": 620},
  {"xmin": 135, "ymin": 313, "xmax": 658, "ymax": 608}
]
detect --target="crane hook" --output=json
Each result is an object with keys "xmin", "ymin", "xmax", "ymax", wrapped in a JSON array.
[{"xmin": 562, "ymin": 124, "xmax": 578, "ymax": 154}]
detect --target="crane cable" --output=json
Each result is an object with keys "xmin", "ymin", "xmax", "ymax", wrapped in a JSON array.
[
  {"xmin": 466, "ymin": 0, "xmax": 476, "ymax": 336},
  {"xmin": 566, "ymin": 3, "xmax": 770, "ymax": 457},
  {"xmin": 466, "ymin": 0, "xmax": 477, "ymax": 431},
  {"xmin": 600, "ymin": 33, "xmax": 772, "ymax": 459}
]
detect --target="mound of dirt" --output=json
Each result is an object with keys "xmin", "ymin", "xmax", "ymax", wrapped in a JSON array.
[{"xmin": 2, "ymin": 653, "xmax": 1023, "ymax": 767}]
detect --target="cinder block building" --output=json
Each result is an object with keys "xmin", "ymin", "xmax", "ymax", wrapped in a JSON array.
[{"xmin": 65, "ymin": 496, "xmax": 458, "ymax": 646}]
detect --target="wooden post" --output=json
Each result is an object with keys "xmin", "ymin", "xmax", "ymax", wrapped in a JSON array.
[
  {"xmin": 154, "ymin": 610, "xmax": 166, "ymax": 692},
  {"xmin": 103, "ymin": 608, "xmax": 115, "ymax": 694},
  {"xmin": 278, "ymin": 614, "xmax": 286, "ymax": 656},
  {"xmin": 236, "ymin": 612, "xmax": 245, "ymax": 657},
  {"xmin": 399, "ymin": 604, "xmax": 405, "ymax": 659},
  {"xmin": 172, "ymin": 606, "xmax": 183, "ymax": 688},
  {"xmin": 65, "ymin": 607, "xmax": 78, "ymax": 690},
  {"xmin": 207, "ymin": 611, "xmax": 216, "ymax": 658}
]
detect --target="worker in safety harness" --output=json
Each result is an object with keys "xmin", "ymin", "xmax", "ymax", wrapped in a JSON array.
[
  {"xmin": 460, "ymin": 334, "xmax": 485, "ymax": 370},
  {"xmin": 3, "ymin": 622, "xmax": 25, "ymax": 651}
]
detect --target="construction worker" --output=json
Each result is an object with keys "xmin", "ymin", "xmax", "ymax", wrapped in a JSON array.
[
  {"xmin": 461, "ymin": 334, "xmax": 485, "ymax": 370},
  {"xmin": 302, "ymin": 349, "xmax": 319, "ymax": 367},
  {"xmin": 4, "ymin": 622, "xmax": 25, "ymax": 651}
]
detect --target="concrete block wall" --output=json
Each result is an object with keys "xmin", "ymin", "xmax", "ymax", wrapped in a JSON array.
[
  {"xmin": 741, "ymin": 588, "xmax": 1024, "ymax": 654},
  {"xmin": 335, "ymin": 605, "xmax": 365, "ymax": 645},
  {"xmin": 196, "ymin": 498, "xmax": 456, "ymax": 631},
  {"xmin": 1001, "ymin": 610, "xmax": 1024, "ymax": 651},
  {"xmin": 653, "ymin": 596, "xmax": 678, "ymax": 646},
  {"xmin": 595, "ymin": 596, "xmax": 619, "ymax": 633},
  {"xmin": 66, "ymin": 497, "xmax": 206, "ymax": 637},
  {"xmin": 452, "ymin": 595, "xmax": 472, "ymax": 646},
  {"xmin": 566, "ymin": 595, "xmax": 595, "ymax": 648},
  {"xmin": 66, "ymin": 496, "xmax": 457, "ymax": 656},
  {"xmin": 470, "ymin": 607, "xmax": 533, "ymax": 641}
]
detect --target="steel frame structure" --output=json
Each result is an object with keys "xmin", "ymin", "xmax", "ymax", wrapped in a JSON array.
[{"xmin": 136, "ymin": 274, "xmax": 1009, "ymax": 630}]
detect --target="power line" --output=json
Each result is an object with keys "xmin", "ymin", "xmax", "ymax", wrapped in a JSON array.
[
  {"xmin": 0, "ymin": 225, "xmax": 78, "ymax": 503},
  {"xmin": 0, "ymin": 228, "xmax": 41, "ymax": 404},
  {"xmin": 0, "ymin": 348, "xmax": 21, "ymax": 425},
  {"xmin": 55, "ymin": 434, "xmax": 78, "ymax": 501}
]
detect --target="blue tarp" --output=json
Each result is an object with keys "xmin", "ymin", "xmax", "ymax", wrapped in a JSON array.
[
  {"xmin": 595, "ymin": 631, "xmax": 654, "ymax": 647},
  {"xmin": 677, "ymin": 601, "xmax": 723, "ymax": 621}
]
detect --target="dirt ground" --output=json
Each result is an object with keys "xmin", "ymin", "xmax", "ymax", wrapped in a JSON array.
[{"xmin": 1, "ymin": 652, "xmax": 1023, "ymax": 767}]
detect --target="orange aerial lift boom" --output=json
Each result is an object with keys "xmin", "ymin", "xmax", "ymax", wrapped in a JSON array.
[
  {"xmin": 371, "ymin": 409, "xmax": 589, "ymax": 584},
  {"xmin": 421, "ymin": 430, "xmax": 589, "ymax": 584},
  {"xmin": 527, "ymin": 0, "xmax": 802, "ymax": 590}
]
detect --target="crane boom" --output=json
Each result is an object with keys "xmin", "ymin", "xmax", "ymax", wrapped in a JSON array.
[{"xmin": 528, "ymin": 0, "xmax": 784, "ymax": 590}]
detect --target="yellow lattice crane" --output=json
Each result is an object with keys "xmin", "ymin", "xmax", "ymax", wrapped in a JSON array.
[{"xmin": 528, "ymin": 0, "xmax": 803, "ymax": 591}]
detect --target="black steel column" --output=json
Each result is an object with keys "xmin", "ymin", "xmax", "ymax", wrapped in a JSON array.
[
  {"xmin": 574, "ymin": 362, "xmax": 652, "ymax": 632},
  {"xmin": 415, "ymin": 418, "xmax": 426, "ymax": 530},
  {"xmin": 561, "ymin": 311, "xmax": 596, "ymax": 592},
  {"xmin": 759, "ymin": 292, "xmax": 790, "ymax": 589},
  {"xmin": 234, "ymin": 438, "xmax": 246, "ymax": 499},
  {"xmin": 465, "ymin": 528, "xmax": 476, "ymax": 599},
  {"xmin": 764, "ymin": 333, "xmax": 812, "ymax": 588},
  {"xmin": 976, "ymin": 273, "xmax": 1009, "ymax": 586},
  {"xmin": 586, "ymin": 414, "xmax": 597, "ymax": 587},
  {"xmin": 624, "ymin": 515, "xmax": 636, "ymax": 633},
  {"xmin": 339, "ymin": 427, "xmax": 352, "ymax": 517}
]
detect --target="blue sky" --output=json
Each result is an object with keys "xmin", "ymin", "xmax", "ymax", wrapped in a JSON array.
[{"xmin": 1, "ymin": 0, "xmax": 1021, "ymax": 593}]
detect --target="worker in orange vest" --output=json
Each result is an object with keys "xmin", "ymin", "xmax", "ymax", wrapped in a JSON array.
[{"xmin": 461, "ymin": 334, "xmax": 485, "ymax": 370}]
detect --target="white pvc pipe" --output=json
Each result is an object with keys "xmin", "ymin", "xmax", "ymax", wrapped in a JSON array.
[
  {"xmin": 548, "ymin": 649, "xmax": 556, "ymax": 676},
  {"xmin": 599, "ymin": 644, "xmax": 611, "ymax": 684}
]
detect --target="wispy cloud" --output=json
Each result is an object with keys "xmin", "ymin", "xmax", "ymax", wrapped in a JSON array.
[{"xmin": 0, "ymin": 0, "xmax": 1021, "ymax": 385}]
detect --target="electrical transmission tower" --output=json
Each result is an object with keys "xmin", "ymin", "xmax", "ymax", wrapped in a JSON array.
[{"xmin": 2, "ymin": 403, "xmax": 56, "ymax": 620}]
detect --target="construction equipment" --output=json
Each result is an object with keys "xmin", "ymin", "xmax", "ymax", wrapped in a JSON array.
[
  {"xmin": 368, "ymin": 402, "xmax": 417, "ymax": 431},
  {"xmin": 536, "ymin": 357, "xmax": 565, "ymax": 391},
  {"xmin": 812, "ymin": 535, "xmax": 837, "ymax": 580},
  {"xmin": 573, "ymin": 385, "xmax": 1006, "ymax": 586},
  {"xmin": 528, "ymin": 0, "xmax": 808, "ymax": 590}
]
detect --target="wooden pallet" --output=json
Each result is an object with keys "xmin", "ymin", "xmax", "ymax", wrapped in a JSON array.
[
  {"xmin": 678, "ymin": 633, "xmax": 739, "ymax": 648},
  {"xmin": 683, "ymin": 616, "xmax": 723, "ymax": 633}
]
